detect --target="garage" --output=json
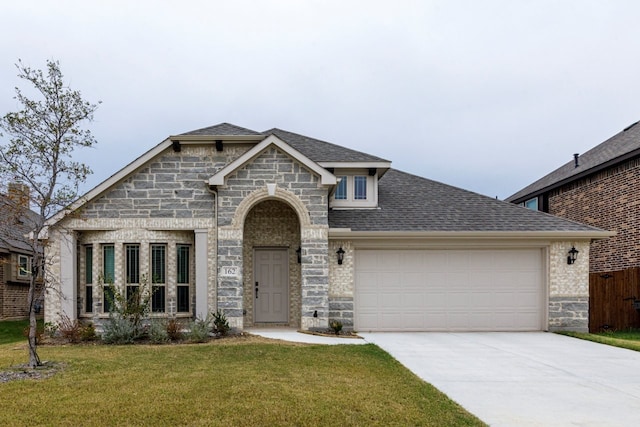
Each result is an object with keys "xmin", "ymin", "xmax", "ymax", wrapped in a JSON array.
[{"xmin": 355, "ymin": 249, "xmax": 545, "ymax": 332}]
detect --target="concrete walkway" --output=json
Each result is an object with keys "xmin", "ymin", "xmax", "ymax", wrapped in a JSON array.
[
  {"xmin": 246, "ymin": 328, "xmax": 367, "ymax": 345},
  {"xmin": 360, "ymin": 332, "xmax": 640, "ymax": 427}
]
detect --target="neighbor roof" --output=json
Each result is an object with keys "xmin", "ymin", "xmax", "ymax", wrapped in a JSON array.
[
  {"xmin": 507, "ymin": 120, "xmax": 640, "ymax": 203},
  {"xmin": 0, "ymin": 195, "xmax": 41, "ymax": 253},
  {"xmin": 330, "ymin": 169, "xmax": 606, "ymax": 233}
]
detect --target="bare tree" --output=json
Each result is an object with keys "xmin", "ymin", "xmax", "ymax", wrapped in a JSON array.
[{"xmin": 0, "ymin": 59, "xmax": 100, "ymax": 367}]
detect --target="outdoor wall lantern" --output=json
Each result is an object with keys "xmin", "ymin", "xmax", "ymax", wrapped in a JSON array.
[
  {"xmin": 567, "ymin": 246, "xmax": 579, "ymax": 265},
  {"xmin": 296, "ymin": 246, "xmax": 301, "ymax": 264},
  {"xmin": 336, "ymin": 247, "xmax": 345, "ymax": 265}
]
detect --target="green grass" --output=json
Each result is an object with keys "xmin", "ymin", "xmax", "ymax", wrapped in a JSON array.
[
  {"xmin": 0, "ymin": 336, "xmax": 484, "ymax": 426},
  {"xmin": 0, "ymin": 319, "xmax": 33, "ymax": 345},
  {"xmin": 560, "ymin": 329, "xmax": 640, "ymax": 352}
]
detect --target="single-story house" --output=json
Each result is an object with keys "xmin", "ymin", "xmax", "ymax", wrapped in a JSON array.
[{"xmin": 44, "ymin": 123, "xmax": 611, "ymax": 332}]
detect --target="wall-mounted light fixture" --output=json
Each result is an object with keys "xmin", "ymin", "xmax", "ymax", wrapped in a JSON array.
[
  {"xmin": 296, "ymin": 246, "xmax": 301, "ymax": 264},
  {"xmin": 567, "ymin": 246, "xmax": 579, "ymax": 265},
  {"xmin": 336, "ymin": 247, "xmax": 345, "ymax": 265}
]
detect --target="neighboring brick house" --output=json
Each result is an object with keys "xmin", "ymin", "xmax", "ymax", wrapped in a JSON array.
[
  {"xmin": 0, "ymin": 184, "xmax": 43, "ymax": 320},
  {"xmin": 44, "ymin": 123, "xmax": 609, "ymax": 333},
  {"xmin": 506, "ymin": 120, "xmax": 640, "ymax": 273}
]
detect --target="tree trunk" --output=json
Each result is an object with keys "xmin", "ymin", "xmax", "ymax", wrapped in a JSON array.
[{"xmin": 27, "ymin": 268, "xmax": 41, "ymax": 368}]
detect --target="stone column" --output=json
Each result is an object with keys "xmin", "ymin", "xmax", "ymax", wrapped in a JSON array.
[
  {"xmin": 194, "ymin": 229, "xmax": 208, "ymax": 319},
  {"xmin": 59, "ymin": 230, "xmax": 77, "ymax": 321}
]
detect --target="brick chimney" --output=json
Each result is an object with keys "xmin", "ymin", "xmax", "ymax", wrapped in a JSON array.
[{"xmin": 7, "ymin": 182, "xmax": 31, "ymax": 209}]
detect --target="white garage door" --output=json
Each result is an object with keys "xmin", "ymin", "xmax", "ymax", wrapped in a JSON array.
[{"xmin": 355, "ymin": 249, "xmax": 544, "ymax": 332}]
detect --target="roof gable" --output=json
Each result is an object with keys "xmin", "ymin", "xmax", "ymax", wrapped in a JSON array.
[
  {"xmin": 208, "ymin": 134, "xmax": 337, "ymax": 187},
  {"xmin": 507, "ymin": 120, "xmax": 640, "ymax": 202}
]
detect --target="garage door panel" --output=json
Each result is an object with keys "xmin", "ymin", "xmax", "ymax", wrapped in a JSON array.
[{"xmin": 355, "ymin": 249, "xmax": 543, "ymax": 332}]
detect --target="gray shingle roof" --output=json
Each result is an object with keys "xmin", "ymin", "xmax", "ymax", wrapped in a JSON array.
[
  {"xmin": 507, "ymin": 120, "xmax": 640, "ymax": 202},
  {"xmin": 329, "ymin": 169, "xmax": 603, "ymax": 232},
  {"xmin": 0, "ymin": 195, "xmax": 42, "ymax": 253},
  {"xmin": 264, "ymin": 128, "xmax": 389, "ymax": 163},
  {"xmin": 180, "ymin": 123, "xmax": 263, "ymax": 136}
]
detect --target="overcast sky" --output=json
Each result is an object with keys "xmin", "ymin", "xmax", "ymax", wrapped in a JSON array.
[{"xmin": 2, "ymin": 0, "xmax": 640, "ymax": 200}]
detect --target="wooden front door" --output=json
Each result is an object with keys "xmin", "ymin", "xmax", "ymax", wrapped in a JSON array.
[{"xmin": 254, "ymin": 248, "xmax": 289, "ymax": 323}]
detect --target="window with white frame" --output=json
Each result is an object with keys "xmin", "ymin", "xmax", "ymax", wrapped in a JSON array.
[
  {"xmin": 151, "ymin": 244, "xmax": 166, "ymax": 313},
  {"xmin": 176, "ymin": 245, "xmax": 191, "ymax": 313},
  {"xmin": 17, "ymin": 254, "xmax": 30, "ymax": 278},
  {"xmin": 85, "ymin": 245, "xmax": 93, "ymax": 313},
  {"xmin": 523, "ymin": 197, "xmax": 538, "ymax": 211},
  {"xmin": 125, "ymin": 244, "xmax": 140, "ymax": 303},
  {"xmin": 102, "ymin": 244, "xmax": 115, "ymax": 313},
  {"xmin": 330, "ymin": 172, "xmax": 377, "ymax": 208}
]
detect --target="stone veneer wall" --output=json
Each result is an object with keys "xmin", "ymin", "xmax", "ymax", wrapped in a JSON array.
[
  {"xmin": 328, "ymin": 240, "xmax": 354, "ymax": 329},
  {"xmin": 548, "ymin": 241, "xmax": 590, "ymax": 331},
  {"xmin": 75, "ymin": 229, "xmax": 195, "ymax": 324},
  {"xmin": 242, "ymin": 200, "xmax": 301, "ymax": 327},
  {"xmin": 217, "ymin": 147, "xmax": 330, "ymax": 330},
  {"xmin": 45, "ymin": 144, "xmax": 233, "ymax": 325}
]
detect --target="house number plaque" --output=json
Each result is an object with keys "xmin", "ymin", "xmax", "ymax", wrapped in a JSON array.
[{"xmin": 220, "ymin": 266, "xmax": 239, "ymax": 277}]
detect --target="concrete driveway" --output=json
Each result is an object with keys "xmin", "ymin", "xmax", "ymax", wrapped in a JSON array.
[{"xmin": 360, "ymin": 332, "xmax": 640, "ymax": 427}]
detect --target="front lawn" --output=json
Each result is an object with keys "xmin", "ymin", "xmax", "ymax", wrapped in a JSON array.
[
  {"xmin": 560, "ymin": 329, "xmax": 640, "ymax": 352},
  {"xmin": 0, "ymin": 319, "xmax": 40, "ymax": 345},
  {"xmin": 0, "ymin": 336, "xmax": 484, "ymax": 426}
]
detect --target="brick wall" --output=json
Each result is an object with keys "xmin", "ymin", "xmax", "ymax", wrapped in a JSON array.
[
  {"xmin": 549, "ymin": 157, "xmax": 640, "ymax": 272},
  {"xmin": 1, "ymin": 253, "xmax": 45, "ymax": 320}
]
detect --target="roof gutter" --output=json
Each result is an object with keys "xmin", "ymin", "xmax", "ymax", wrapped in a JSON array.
[{"xmin": 328, "ymin": 229, "xmax": 615, "ymax": 241}]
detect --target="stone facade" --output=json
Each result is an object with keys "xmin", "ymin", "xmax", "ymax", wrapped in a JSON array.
[
  {"xmin": 548, "ymin": 241, "xmax": 590, "ymax": 331},
  {"xmin": 328, "ymin": 240, "xmax": 354, "ymax": 328},
  {"xmin": 216, "ymin": 147, "xmax": 330, "ymax": 330},
  {"xmin": 549, "ymin": 157, "xmax": 640, "ymax": 272},
  {"xmin": 242, "ymin": 200, "xmax": 301, "ymax": 327}
]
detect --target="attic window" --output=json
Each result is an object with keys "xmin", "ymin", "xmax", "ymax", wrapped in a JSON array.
[{"xmin": 330, "ymin": 173, "xmax": 377, "ymax": 208}]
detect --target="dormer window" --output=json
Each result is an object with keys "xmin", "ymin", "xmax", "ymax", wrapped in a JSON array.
[{"xmin": 330, "ymin": 172, "xmax": 377, "ymax": 208}]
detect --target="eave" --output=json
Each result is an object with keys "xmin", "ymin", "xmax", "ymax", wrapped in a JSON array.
[{"xmin": 328, "ymin": 229, "xmax": 615, "ymax": 241}]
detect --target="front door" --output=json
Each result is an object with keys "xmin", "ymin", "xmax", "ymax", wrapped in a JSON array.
[{"xmin": 254, "ymin": 248, "xmax": 289, "ymax": 323}]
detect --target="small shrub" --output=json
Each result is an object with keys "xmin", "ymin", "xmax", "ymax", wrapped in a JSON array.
[
  {"xmin": 329, "ymin": 320, "xmax": 343, "ymax": 335},
  {"xmin": 58, "ymin": 315, "xmax": 83, "ymax": 343},
  {"xmin": 149, "ymin": 319, "xmax": 169, "ymax": 344},
  {"xmin": 80, "ymin": 322, "xmax": 97, "ymax": 341},
  {"xmin": 166, "ymin": 317, "xmax": 182, "ymax": 341},
  {"xmin": 102, "ymin": 317, "xmax": 140, "ymax": 344},
  {"xmin": 44, "ymin": 321, "xmax": 59, "ymax": 338},
  {"xmin": 212, "ymin": 310, "xmax": 230, "ymax": 337},
  {"xmin": 185, "ymin": 315, "xmax": 211, "ymax": 343}
]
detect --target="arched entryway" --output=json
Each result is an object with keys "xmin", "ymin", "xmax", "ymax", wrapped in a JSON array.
[{"xmin": 242, "ymin": 200, "xmax": 302, "ymax": 327}]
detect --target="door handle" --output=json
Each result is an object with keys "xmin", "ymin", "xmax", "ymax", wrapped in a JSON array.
[{"xmin": 255, "ymin": 281, "xmax": 259, "ymax": 298}]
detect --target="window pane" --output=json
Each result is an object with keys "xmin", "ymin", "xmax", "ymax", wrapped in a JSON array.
[
  {"xmin": 85, "ymin": 285, "xmax": 93, "ymax": 313},
  {"xmin": 125, "ymin": 245, "xmax": 140, "ymax": 284},
  {"xmin": 102, "ymin": 245, "xmax": 114, "ymax": 284},
  {"xmin": 126, "ymin": 285, "xmax": 139, "ymax": 304},
  {"xmin": 525, "ymin": 198, "xmax": 538, "ymax": 211},
  {"xmin": 152, "ymin": 286, "xmax": 165, "ymax": 312},
  {"xmin": 177, "ymin": 245, "xmax": 190, "ymax": 284},
  {"xmin": 354, "ymin": 176, "xmax": 367, "ymax": 200},
  {"xmin": 85, "ymin": 246, "xmax": 93, "ymax": 284},
  {"xmin": 335, "ymin": 176, "xmax": 347, "ymax": 200},
  {"xmin": 177, "ymin": 286, "xmax": 190, "ymax": 312},
  {"xmin": 18, "ymin": 255, "xmax": 29, "ymax": 277},
  {"xmin": 151, "ymin": 245, "xmax": 166, "ymax": 284},
  {"xmin": 103, "ymin": 285, "xmax": 114, "ymax": 313}
]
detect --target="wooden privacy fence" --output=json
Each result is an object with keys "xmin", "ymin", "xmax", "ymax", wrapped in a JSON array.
[{"xmin": 589, "ymin": 267, "xmax": 640, "ymax": 332}]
